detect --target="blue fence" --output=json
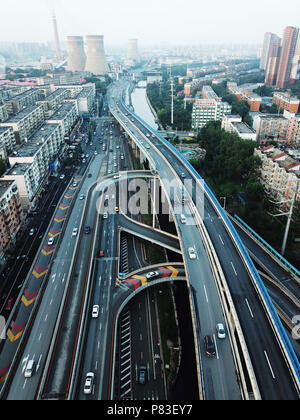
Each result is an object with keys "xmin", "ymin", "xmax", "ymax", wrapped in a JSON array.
[
  {"xmin": 234, "ymin": 214, "xmax": 300, "ymax": 281},
  {"xmin": 121, "ymin": 101, "xmax": 300, "ymax": 382}
]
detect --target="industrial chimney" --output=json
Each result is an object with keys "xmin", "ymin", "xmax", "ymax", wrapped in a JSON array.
[
  {"xmin": 67, "ymin": 36, "xmax": 86, "ymax": 72},
  {"xmin": 85, "ymin": 35, "xmax": 109, "ymax": 75},
  {"xmin": 52, "ymin": 11, "xmax": 62, "ymax": 62}
]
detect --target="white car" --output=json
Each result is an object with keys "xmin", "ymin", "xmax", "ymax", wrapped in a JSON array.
[
  {"xmin": 79, "ymin": 195, "xmax": 85, "ymax": 200},
  {"xmin": 180, "ymin": 214, "xmax": 186, "ymax": 224},
  {"xmin": 72, "ymin": 228, "xmax": 78, "ymax": 237},
  {"xmin": 83, "ymin": 372, "xmax": 94, "ymax": 395},
  {"xmin": 216, "ymin": 323, "xmax": 226, "ymax": 339},
  {"xmin": 47, "ymin": 237, "xmax": 54, "ymax": 246},
  {"xmin": 92, "ymin": 305, "xmax": 99, "ymax": 318},
  {"xmin": 59, "ymin": 174, "xmax": 65, "ymax": 180},
  {"xmin": 146, "ymin": 271, "xmax": 159, "ymax": 280},
  {"xmin": 188, "ymin": 247, "xmax": 197, "ymax": 259},
  {"xmin": 103, "ymin": 212, "xmax": 108, "ymax": 219}
]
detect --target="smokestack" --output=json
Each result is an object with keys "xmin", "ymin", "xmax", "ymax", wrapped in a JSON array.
[
  {"xmin": 67, "ymin": 36, "xmax": 86, "ymax": 72},
  {"xmin": 52, "ymin": 11, "xmax": 62, "ymax": 62},
  {"xmin": 127, "ymin": 39, "xmax": 139, "ymax": 62},
  {"xmin": 85, "ymin": 35, "xmax": 109, "ymax": 75}
]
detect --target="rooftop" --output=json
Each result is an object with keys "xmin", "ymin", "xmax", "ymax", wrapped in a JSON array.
[
  {"xmin": 0, "ymin": 180, "xmax": 14, "ymax": 197},
  {"xmin": 1, "ymin": 104, "xmax": 43, "ymax": 124},
  {"xmin": 11, "ymin": 124, "xmax": 59, "ymax": 157},
  {"xmin": 232, "ymin": 122, "xmax": 256, "ymax": 134},
  {"xmin": 47, "ymin": 103, "xmax": 76, "ymax": 120},
  {"xmin": 39, "ymin": 88, "xmax": 68, "ymax": 101},
  {"xmin": 5, "ymin": 162, "xmax": 31, "ymax": 176}
]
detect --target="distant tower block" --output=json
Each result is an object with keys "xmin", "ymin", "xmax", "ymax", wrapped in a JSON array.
[
  {"xmin": 67, "ymin": 36, "xmax": 86, "ymax": 72},
  {"xmin": 127, "ymin": 39, "xmax": 139, "ymax": 61},
  {"xmin": 85, "ymin": 35, "xmax": 109, "ymax": 75}
]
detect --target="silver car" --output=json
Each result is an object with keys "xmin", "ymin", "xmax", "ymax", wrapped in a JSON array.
[
  {"xmin": 83, "ymin": 372, "xmax": 94, "ymax": 394},
  {"xmin": 216, "ymin": 323, "xmax": 226, "ymax": 339}
]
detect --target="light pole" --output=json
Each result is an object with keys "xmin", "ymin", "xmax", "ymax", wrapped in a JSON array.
[
  {"xmin": 268, "ymin": 180, "xmax": 299, "ymax": 256},
  {"xmin": 281, "ymin": 184, "xmax": 298, "ymax": 256},
  {"xmin": 220, "ymin": 196, "xmax": 226, "ymax": 210}
]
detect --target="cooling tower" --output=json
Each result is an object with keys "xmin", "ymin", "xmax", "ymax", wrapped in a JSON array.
[
  {"xmin": 85, "ymin": 35, "xmax": 109, "ymax": 75},
  {"xmin": 67, "ymin": 36, "xmax": 86, "ymax": 72},
  {"xmin": 127, "ymin": 39, "xmax": 139, "ymax": 62}
]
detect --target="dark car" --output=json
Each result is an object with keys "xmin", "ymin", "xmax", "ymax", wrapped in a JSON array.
[
  {"xmin": 5, "ymin": 297, "xmax": 14, "ymax": 311},
  {"xmin": 138, "ymin": 366, "xmax": 147, "ymax": 385},
  {"xmin": 204, "ymin": 335, "xmax": 216, "ymax": 357},
  {"xmin": 84, "ymin": 226, "xmax": 91, "ymax": 234}
]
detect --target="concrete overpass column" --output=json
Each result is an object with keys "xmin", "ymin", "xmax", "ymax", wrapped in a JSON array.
[{"xmin": 139, "ymin": 149, "xmax": 144, "ymax": 165}]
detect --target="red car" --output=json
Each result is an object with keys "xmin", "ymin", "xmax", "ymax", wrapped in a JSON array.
[
  {"xmin": 5, "ymin": 297, "xmax": 14, "ymax": 311},
  {"xmin": 99, "ymin": 250, "xmax": 104, "ymax": 257}
]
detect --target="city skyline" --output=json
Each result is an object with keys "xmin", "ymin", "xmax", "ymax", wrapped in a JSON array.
[{"xmin": 0, "ymin": 0, "xmax": 299, "ymax": 46}]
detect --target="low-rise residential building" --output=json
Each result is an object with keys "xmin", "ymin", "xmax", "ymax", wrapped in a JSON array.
[
  {"xmin": 46, "ymin": 102, "xmax": 78, "ymax": 138},
  {"xmin": 272, "ymin": 91, "xmax": 300, "ymax": 114},
  {"xmin": 227, "ymin": 82, "xmax": 262, "ymax": 111},
  {"xmin": 0, "ymin": 104, "xmax": 45, "ymax": 144},
  {"xmin": 37, "ymin": 88, "xmax": 69, "ymax": 116},
  {"xmin": 253, "ymin": 113, "xmax": 289, "ymax": 144},
  {"xmin": 0, "ymin": 126, "xmax": 16, "ymax": 157},
  {"xmin": 0, "ymin": 180, "xmax": 23, "ymax": 263},
  {"xmin": 146, "ymin": 72, "xmax": 163, "ymax": 84},
  {"xmin": 3, "ymin": 88, "xmax": 41, "ymax": 116},
  {"xmin": 222, "ymin": 115, "xmax": 256, "ymax": 141},
  {"xmin": 4, "ymin": 123, "xmax": 64, "ymax": 210},
  {"xmin": 75, "ymin": 84, "xmax": 96, "ymax": 115},
  {"xmin": 0, "ymin": 102, "xmax": 8, "ymax": 122},
  {"xmin": 192, "ymin": 87, "xmax": 231, "ymax": 130},
  {"xmin": 286, "ymin": 115, "xmax": 300, "ymax": 147},
  {"xmin": 255, "ymin": 145, "xmax": 300, "ymax": 210}
]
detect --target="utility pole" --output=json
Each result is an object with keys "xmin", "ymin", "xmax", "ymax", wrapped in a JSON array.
[
  {"xmin": 281, "ymin": 184, "xmax": 298, "ymax": 256},
  {"xmin": 167, "ymin": 63, "xmax": 174, "ymax": 127},
  {"xmin": 268, "ymin": 180, "xmax": 299, "ymax": 256},
  {"xmin": 170, "ymin": 78, "xmax": 174, "ymax": 126}
]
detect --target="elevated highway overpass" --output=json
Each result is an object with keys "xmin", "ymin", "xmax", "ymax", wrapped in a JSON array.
[{"xmin": 108, "ymin": 78, "xmax": 300, "ymax": 400}]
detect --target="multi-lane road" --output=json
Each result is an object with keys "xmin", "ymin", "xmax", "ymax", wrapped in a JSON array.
[
  {"xmin": 108, "ymin": 78, "xmax": 300, "ymax": 400},
  {"xmin": 1, "ymin": 81, "xmax": 299, "ymax": 401}
]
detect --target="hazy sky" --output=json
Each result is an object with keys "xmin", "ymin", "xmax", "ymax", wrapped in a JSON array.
[{"xmin": 1, "ymin": 0, "xmax": 300, "ymax": 46}]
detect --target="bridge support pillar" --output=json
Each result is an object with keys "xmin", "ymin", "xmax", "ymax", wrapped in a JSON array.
[{"xmin": 140, "ymin": 149, "xmax": 144, "ymax": 165}]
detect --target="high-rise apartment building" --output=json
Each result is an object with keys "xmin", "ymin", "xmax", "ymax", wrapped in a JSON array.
[
  {"xmin": 127, "ymin": 39, "xmax": 139, "ymax": 62},
  {"xmin": 260, "ymin": 32, "xmax": 277, "ymax": 70},
  {"xmin": 276, "ymin": 26, "xmax": 299, "ymax": 89},
  {"xmin": 264, "ymin": 35, "xmax": 281, "ymax": 86}
]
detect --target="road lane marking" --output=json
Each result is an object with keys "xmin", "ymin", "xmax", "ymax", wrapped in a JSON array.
[
  {"xmin": 213, "ymin": 334, "xmax": 219, "ymax": 360},
  {"xmin": 264, "ymin": 350, "xmax": 276, "ymax": 379},
  {"xmin": 245, "ymin": 298, "xmax": 254, "ymax": 318},
  {"xmin": 231, "ymin": 262, "xmax": 237, "ymax": 276},
  {"xmin": 203, "ymin": 285, "xmax": 209, "ymax": 303}
]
